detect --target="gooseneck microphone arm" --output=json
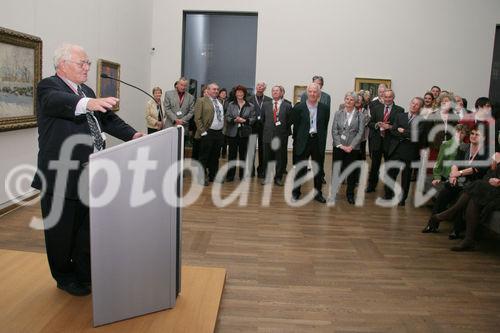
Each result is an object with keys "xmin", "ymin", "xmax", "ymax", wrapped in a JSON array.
[{"xmin": 100, "ymin": 73, "xmax": 161, "ymax": 107}]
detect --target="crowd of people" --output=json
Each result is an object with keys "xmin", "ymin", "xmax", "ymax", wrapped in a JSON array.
[{"xmin": 146, "ymin": 76, "xmax": 500, "ymax": 252}]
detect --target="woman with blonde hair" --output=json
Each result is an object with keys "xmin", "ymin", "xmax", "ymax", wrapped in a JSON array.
[{"xmin": 145, "ymin": 86, "xmax": 164, "ymax": 134}]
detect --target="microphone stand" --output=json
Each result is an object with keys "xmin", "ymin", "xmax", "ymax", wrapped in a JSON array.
[{"xmin": 100, "ymin": 74, "xmax": 161, "ymax": 108}]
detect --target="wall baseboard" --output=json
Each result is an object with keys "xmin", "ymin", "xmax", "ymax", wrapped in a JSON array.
[{"xmin": 0, "ymin": 191, "xmax": 39, "ymax": 217}]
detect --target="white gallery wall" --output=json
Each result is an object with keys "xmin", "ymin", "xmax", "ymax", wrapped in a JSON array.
[
  {"xmin": 0, "ymin": 0, "xmax": 153, "ymax": 206},
  {"xmin": 1, "ymin": 0, "xmax": 500, "ymax": 206},
  {"xmin": 150, "ymin": 0, "xmax": 500, "ymax": 148}
]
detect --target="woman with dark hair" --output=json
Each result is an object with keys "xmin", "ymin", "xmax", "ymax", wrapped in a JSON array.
[
  {"xmin": 224, "ymin": 85, "xmax": 256, "ymax": 181},
  {"xmin": 423, "ymin": 127, "xmax": 490, "ymax": 236},
  {"xmin": 421, "ymin": 92, "xmax": 435, "ymax": 119},
  {"xmin": 427, "ymin": 153, "xmax": 500, "ymax": 251}
]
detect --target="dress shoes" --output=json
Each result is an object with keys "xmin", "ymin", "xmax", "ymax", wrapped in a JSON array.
[
  {"xmin": 314, "ymin": 194, "xmax": 326, "ymax": 204},
  {"xmin": 57, "ymin": 281, "xmax": 91, "ymax": 296},
  {"xmin": 398, "ymin": 200, "xmax": 406, "ymax": 207},
  {"xmin": 274, "ymin": 179, "xmax": 284, "ymax": 186},
  {"xmin": 451, "ymin": 240, "xmax": 475, "ymax": 252},
  {"xmin": 421, "ymin": 217, "xmax": 439, "ymax": 233},
  {"xmin": 203, "ymin": 179, "xmax": 209, "ymax": 186},
  {"xmin": 365, "ymin": 186, "xmax": 375, "ymax": 193},
  {"xmin": 346, "ymin": 195, "xmax": 355, "ymax": 205},
  {"xmin": 448, "ymin": 230, "xmax": 463, "ymax": 240}
]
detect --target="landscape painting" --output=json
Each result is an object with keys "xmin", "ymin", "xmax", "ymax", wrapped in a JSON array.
[{"xmin": 0, "ymin": 27, "xmax": 42, "ymax": 132}]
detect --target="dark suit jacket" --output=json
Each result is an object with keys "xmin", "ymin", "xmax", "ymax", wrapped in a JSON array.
[
  {"xmin": 291, "ymin": 102, "xmax": 330, "ymax": 156},
  {"xmin": 261, "ymin": 100, "xmax": 292, "ymax": 143},
  {"xmin": 368, "ymin": 103, "xmax": 404, "ymax": 152},
  {"xmin": 31, "ymin": 75, "xmax": 137, "ymax": 199},
  {"xmin": 387, "ymin": 113, "xmax": 426, "ymax": 161},
  {"xmin": 454, "ymin": 143, "xmax": 490, "ymax": 182},
  {"xmin": 247, "ymin": 94, "xmax": 272, "ymax": 125}
]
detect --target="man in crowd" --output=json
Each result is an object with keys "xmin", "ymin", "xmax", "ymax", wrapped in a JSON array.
[
  {"xmin": 386, "ymin": 97, "xmax": 425, "ymax": 205},
  {"xmin": 247, "ymin": 82, "xmax": 272, "ymax": 178},
  {"xmin": 369, "ymin": 83, "xmax": 387, "ymax": 110},
  {"xmin": 31, "ymin": 44, "xmax": 143, "ymax": 296},
  {"xmin": 261, "ymin": 85, "xmax": 292, "ymax": 186},
  {"xmin": 366, "ymin": 89, "xmax": 404, "ymax": 193},
  {"xmin": 300, "ymin": 75, "xmax": 331, "ymax": 184},
  {"xmin": 292, "ymin": 83, "xmax": 330, "ymax": 203},
  {"xmin": 164, "ymin": 77, "xmax": 195, "ymax": 135},
  {"xmin": 194, "ymin": 82, "xmax": 225, "ymax": 186}
]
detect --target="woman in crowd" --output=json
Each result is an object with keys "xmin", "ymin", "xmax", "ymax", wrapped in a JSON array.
[
  {"xmin": 427, "ymin": 152, "xmax": 500, "ymax": 251},
  {"xmin": 431, "ymin": 124, "xmax": 469, "ymax": 189},
  {"xmin": 218, "ymin": 88, "xmax": 229, "ymax": 110},
  {"xmin": 423, "ymin": 126, "xmax": 490, "ymax": 237},
  {"xmin": 331, "ymin": 91, "xmax": 365, "ymax": 204},
  {"xmin": 421, "ymin": 91, "xmax": 435, "ymax": 119},
  {"xmin": 145, "ymin": 86, "xmax": 164, "ymax": 134},
  {"xmin": 225, "ymin": 85, "xmax": 256, "ymax": 181}
]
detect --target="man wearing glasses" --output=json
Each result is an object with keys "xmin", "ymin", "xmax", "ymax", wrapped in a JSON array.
[{"xmin": 31, "ymin": 44, "xmax": 143, "ymax": 296}]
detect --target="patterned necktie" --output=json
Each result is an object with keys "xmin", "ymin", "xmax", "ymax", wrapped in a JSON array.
[
  {"xmin": 157, "ymin": 104, "xmax": 163, "ymax": 122},
  {"xmin": 213, "ymin": 99, "xmax": 222, "ymax": 121},
  {"xmin": 78, "ymin": 85, "xmax": 104, "ymax": 151},
  {"xmin": 383, "ymin": 106, "xmax": 390, "ymax": 122},
  {"xmin": 273, "ymin": 101, "xmax": 278, "ymax": 123}
]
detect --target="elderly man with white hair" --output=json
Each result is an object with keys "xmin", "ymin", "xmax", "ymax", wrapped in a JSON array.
[
  {"xmin": 291, "ymin": 83, "xmax": 330, "ymax": 203},
  {"xmin": 31, "ymin": 43, "xmax": 143, "ymax": 296}
]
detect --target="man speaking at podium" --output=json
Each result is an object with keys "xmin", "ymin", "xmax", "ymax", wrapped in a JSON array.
[{"xmin": 31, "ymin": 44, "xmax": 143, "ymax": 296}]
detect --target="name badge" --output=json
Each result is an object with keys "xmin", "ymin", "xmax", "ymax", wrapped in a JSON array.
[
  {"xmin": 257, "ymin": 116, "xmax": 261, "ymax": 120},
  {"xmin": 101, "ymin": 132, "xmax": 107, "ymax": 141},
  {"xmin": 341, "ymin": 134, "xmax": 347, "ymax": 140},
  {"xmin": 176, "ymin": 111, "xmax": 182, "ymax": 116},
  {"xmin": 275, "ymin": 121, "xmax": 281, "ymax": 126}
]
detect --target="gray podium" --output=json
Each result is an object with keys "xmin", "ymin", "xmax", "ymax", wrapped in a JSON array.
[{"xmin": 89, "ymin": 127, "xmax": 183, "ymax": 327}]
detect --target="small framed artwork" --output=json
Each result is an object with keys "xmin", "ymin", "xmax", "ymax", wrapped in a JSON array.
[
  {"xmin": 293, "ymin": 85, "xmax": 307, "ymax": 105},
  {"xmin": 0, "ymin": 27, "xmax": 42, "ymax": 132},
  {"xmin": 96, "ymin": 59, "xmax": 120, "ymax": 111},
  {"xmin": 354, "ymin": 77, "xmax": 391, "ymax": 99}
]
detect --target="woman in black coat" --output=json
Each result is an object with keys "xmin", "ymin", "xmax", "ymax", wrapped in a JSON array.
[{"xmin": 427, "ymin": 152, "xmax": 500, "ymax": 251}]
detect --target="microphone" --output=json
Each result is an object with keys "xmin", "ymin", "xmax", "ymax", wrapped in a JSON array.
[{"xmin": 100, "ymin": 73, "xmax": 160, "ymax": 106}]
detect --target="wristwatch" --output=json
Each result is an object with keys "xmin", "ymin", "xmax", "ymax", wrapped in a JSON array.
[{"xmin": 459, "ymin": 170, "xmax": 463, "ymax": 176}]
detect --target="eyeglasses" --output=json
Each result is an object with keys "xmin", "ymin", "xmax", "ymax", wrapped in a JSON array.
[{"xmin": 66, "ymin": 60, "xmax": 92, "ymax": 68}]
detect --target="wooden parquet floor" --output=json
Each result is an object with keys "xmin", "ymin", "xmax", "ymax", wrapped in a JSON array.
[{"xmin": 1, "ymin": 156, "xmax": 500, "ymax": 333}]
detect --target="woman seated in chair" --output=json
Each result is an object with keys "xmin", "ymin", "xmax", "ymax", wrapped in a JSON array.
[
  {"xmin": 422, "ymin": 126, "xmax": 490, "ymax": 237},
  {"xmin": 427, "ymin": 152, "xmax": 500, "ymax": 251}
]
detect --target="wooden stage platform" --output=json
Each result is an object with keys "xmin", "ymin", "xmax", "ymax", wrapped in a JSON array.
[{"xmin": 0, "ymin": 249, "xmax": 226, "ymax": 333}]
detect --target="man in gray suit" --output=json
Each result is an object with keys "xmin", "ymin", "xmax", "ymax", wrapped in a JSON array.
[{"xmin": 163, "ymin": 77, "xmax": 195, "ymax": 133}]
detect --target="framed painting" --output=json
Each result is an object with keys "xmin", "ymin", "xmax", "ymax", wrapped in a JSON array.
[
  {"xmin": 354, "ymin": 77, "xmax": 391, "ymax": 99},
  {"xmin": 293, "ymin": 85, "xmax": 307, "ymax": 105},
  {"xmin": 0, "ymin": 27, "xmax": 42, "ymax": 132},
  {"xmin": 96, "ymin": 59, "xmax": 120, "ymax": 111}
]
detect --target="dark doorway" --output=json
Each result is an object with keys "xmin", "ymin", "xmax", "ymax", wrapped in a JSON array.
[
  {"xmin": 182, "ymin": 11, "xmax": 258, "ymax": 97},
  {"xmin": 489, "ymin": 25, "xmax": 500, "ymax": 150}
]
